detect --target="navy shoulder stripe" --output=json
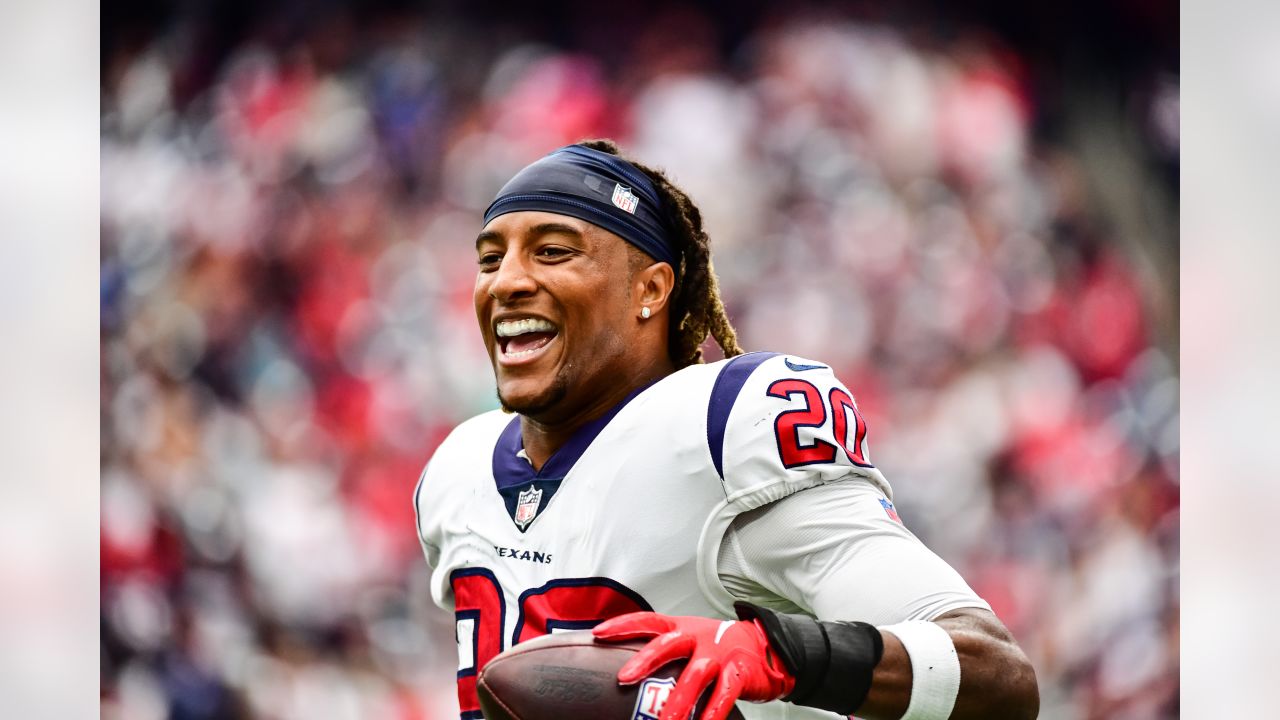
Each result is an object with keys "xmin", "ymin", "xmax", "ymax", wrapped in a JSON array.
[{"xmin": 707, "ymin": 352, "xmax": 779, "ymax": 479}]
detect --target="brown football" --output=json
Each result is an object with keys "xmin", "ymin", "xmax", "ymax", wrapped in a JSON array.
[{"xmin": 476, "ymin": 631, "xmax": 745, "ymax": 720}]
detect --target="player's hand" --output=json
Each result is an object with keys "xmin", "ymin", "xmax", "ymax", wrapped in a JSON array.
[{"xmin": 592, "ymin": 611, "xmax": 796, "ymax": 720}]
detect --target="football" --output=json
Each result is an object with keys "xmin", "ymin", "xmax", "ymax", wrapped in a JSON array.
[{"xmin": 476, "ymin": 631, "xmax": 746, "ymax": 720}]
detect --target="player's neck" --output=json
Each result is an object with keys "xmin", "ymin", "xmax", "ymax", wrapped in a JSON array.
[{"xmin": 519, "ymin": 360, "xmax": 675, "ymax": 471}]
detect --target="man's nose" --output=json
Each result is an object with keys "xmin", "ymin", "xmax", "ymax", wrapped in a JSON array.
[{"xmin": 488, "ymin": 253, "xmax": 538, "ymax": 302}]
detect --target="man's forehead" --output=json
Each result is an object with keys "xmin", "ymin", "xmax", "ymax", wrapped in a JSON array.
[{"xmin": 477, "ymin": 210, "xmax": 613, "ymax": 244}]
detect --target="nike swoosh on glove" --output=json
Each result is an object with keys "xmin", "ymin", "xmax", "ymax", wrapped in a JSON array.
[{"xmin": 592, "ymin": 612, "xmax": 796, "ymax": 720}]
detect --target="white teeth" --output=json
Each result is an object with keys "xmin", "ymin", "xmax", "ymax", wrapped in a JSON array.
[{"xmin": 496, "ymin": 318, "xmax": 556, "ymax": 337}]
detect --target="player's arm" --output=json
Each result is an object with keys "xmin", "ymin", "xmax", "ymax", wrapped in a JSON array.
[
  {"xmin": 592, "ymin": 601, "xmax": 1037, "ymax": 720},
  {"xmin": 857, "ymin": 605, "xmax": 1038, "ymax": 719},
  {"xmin": 719, "ymin": 480, "xmax": 1038, "ymax": 720},
  {"xmin": 597, "ymin": 480, "xmax": 1039, "ymax": 720},
  {"xmin": 730, "ymin": 605, "xmax": 1037, "ymax": 720}
]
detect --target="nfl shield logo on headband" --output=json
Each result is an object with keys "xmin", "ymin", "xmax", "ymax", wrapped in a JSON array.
[{"xmin": 611, "ymin": 183, "xmax": 639, "ymax": 214}]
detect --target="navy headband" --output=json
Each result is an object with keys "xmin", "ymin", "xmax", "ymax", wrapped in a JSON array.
[{"xmin": 483, "ymin": 145, "xmax": 678, "ymax": 267}]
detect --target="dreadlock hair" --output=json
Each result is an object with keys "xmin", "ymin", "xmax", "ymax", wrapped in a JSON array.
[{"xmin": 575, "ymin": 139, "xmax": 743, "ymax": 367}]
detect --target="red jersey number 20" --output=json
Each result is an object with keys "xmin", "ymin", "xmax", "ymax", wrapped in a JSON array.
[{"xmin": 768, "ymin": 378, "xmax": 871, "ymax": 469}]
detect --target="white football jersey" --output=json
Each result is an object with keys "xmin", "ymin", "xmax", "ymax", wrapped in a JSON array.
[{"xmin": 415, "ymin": 352, "xmax": 978, "ymax": 720}]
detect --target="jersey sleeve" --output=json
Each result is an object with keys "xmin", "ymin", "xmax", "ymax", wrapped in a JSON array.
[
  {"xmin": 716, "ymin": 480, "xmax": 991, "ymax": 624},
  {"xmin": 710, "ymin": 352, "xmax": 890, "ymax": 506},
  {"xmin": 412, "ymin": 409, "xmax": 510, "ymax": 612},
  {"xmin": 412, "ymin": 460, "xmax": 441, "ymax": 569},
  {"xmin": 695, "ymin": 352, "xmax": 895, "ymax": 615},
  {"xmin": 413, "ymin": 447, "xmax": 453, "ymax": 611}
]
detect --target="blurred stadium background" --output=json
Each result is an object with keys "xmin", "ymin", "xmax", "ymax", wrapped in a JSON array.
[{"xmin": 100, "ymin": 1, "xmax": 1178, "ymax": 718}]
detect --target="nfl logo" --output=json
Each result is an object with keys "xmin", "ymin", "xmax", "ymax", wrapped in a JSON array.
[
  {"xmin": 632, "ymin": 677, "xmax": 676, "ymax": 720},
  {"xmin": 612, "ymin": 183, "xmax": 639, "ymax": 214},
  {"xmin": 515, "ymin": 486, "xmax": 542, "ymax": 529}
]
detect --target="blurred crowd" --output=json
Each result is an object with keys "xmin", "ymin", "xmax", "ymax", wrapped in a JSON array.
[{"xmin": 101, "ymin": 5, "xmax": 1178, "ymax": 719}]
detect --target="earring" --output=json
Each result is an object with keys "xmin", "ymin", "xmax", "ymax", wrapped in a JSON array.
[{"xmin": 641, "ymin": 306, "xmax": 651, "ymax": 319}]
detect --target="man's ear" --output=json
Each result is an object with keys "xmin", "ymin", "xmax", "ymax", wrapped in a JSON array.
[{"xmin": 634, "ymin": 260, "xmax": 676, "ymax": 317}]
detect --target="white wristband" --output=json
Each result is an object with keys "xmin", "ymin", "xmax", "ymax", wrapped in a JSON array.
[{"xmin": 878, "ymin": 620, "xmax": 960, "ymax": 720}]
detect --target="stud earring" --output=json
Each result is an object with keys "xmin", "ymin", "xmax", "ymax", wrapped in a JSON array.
[{"xmin": 641, "ymin": 306, "xmax": 651, "ymax": 319}]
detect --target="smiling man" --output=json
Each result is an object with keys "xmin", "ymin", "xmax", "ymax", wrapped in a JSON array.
[{"xmin": 414, "ymin": 141, "xmax": 1038, "ymax": 720}]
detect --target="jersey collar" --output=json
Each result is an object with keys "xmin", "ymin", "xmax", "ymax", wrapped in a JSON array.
[{"xmin": 492, "ymin": 381, "xmax": 656, "ymax": 490}]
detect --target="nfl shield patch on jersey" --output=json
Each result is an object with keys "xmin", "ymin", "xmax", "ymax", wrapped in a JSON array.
[
  {"xmin": 514, "ymin": 486, "xmax": 543, "ymax": 529},
  {"xmin": 612, "ymin": 183, "xmax": 639, "ymax": 214}
]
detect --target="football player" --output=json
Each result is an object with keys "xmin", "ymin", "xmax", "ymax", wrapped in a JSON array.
[{"xmin": 415, "ymin": 140, "xmax": 1038, "ymax": 720}]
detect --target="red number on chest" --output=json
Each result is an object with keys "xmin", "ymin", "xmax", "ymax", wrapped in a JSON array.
[{"xmin": 448, "ymin": 572, "xmax": 651, "ymax": 718}]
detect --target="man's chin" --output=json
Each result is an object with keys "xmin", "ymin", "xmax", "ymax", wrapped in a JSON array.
[{"xmin": 496, "ymin": 378, "xmax": 569, "ymax": 419}]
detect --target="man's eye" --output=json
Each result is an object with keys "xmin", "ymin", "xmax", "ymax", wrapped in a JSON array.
[
  {"xmin": 478, "ymin": 253, "xmax": 501, "ymax": 268},
  {"xmin": 539, "ymin": 247, "xmax": 571, "ymax": 258}
]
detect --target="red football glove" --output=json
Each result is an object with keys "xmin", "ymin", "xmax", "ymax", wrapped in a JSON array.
[{"xmin": 592, "ymin": 612, "xmax": 796, "ymax": 720}]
